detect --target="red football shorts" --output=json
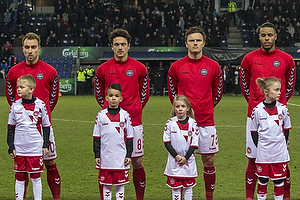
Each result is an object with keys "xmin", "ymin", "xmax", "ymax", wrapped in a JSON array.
[
  {"xmin": 98, "ymin": 169, "xmax": 129, "ymax": 185},
  {"xmin": 14, "ymin": 156, "xmax": 44, "ymax": 173},
  {"xmin": 256, "ymin": 163, "xmax": 288, "ymax": 180},
  {"xmin": 166, "ymin": 177, "xmax": 196, "ymax": 189}
]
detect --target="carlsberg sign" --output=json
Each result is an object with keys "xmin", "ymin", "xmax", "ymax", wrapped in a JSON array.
[{"xmin": 60, "ymin": 79, "xmax": 75, "ymax": 95}]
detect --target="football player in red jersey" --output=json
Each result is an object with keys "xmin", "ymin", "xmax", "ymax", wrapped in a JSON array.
[
  {"xmin": 240, "ymin": 22, "xmax": 295, "ymax": 200},
  {"xmin": 95, "ymin": 28, "xmax": 149, "ymax": 200},
  {"xmin": 168, "ymin": 26, "xmax": 223, "ymax": 200},
  {"xmin": 5, "ymin": 32, "xmax": 61, "ymax": 200}
]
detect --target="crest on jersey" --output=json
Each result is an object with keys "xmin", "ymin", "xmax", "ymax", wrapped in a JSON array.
[
  {"xmin": 119, "ymin": 122, "xmax": 125, "ymax": 127},
  {"xmin": 36, "ymin": 73, "xmax": 44, "ymax": 80},
  {"xmin": 201, "ymin": 68, "xmax": 208, "ymax": 76},
  {"xmin": 126, "ymin": 69, "xmax": 134, "ymax": 77},
  {"xmin": 273, "ymin": 60, "xmax": 280, "ymax": 67},
  {"xmin": 188, "ymin": 131, "xmax": 192, "ymax": 136},
  {"xmin": 33, "ymin": 111, "xmax": 39, "ymax": 117},
  {"xmin": 278, "ymin": 114, "xmax": 283, "ymax": 120}
]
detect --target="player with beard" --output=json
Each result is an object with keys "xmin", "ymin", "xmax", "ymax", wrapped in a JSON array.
[
  {"xmin": 240, "ymin": 22, "xmax": 295, "ymax": 200},
  {"xmin": 94, "ymin": 28, "xmax": 149, "ymax": 200},
  {"xmin": 5, "ymin": 32, "xmax": 61, "ymax": 200}
]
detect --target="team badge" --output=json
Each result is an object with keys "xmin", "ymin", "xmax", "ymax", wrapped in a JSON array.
[
  {"xmin": 100, "ymin": 175, "xmax": 105, "ymax": 181},
  {"xmin": 273, "ymin": 60, "xmax": 280, "ymax": 67},
  {"xmin": 126, "ymin": 69, "xmax": 134, "ymax": 77},
  {"xmin": 278, "ymin": 114, "xmax": 283, "ymax": 120},
  {"xmin": 188, "ymin": 131, "xmax": 192, "ymax": 136},
  {"xmin": 247, "ymin": 147, "xmax": 252, "ymax": 155},
  {"xmin": 119, "ymin": 122, "xmax": 125, "ymax": 127},
  {"xmin": 201, "ymin": 68, "xmax": 208, "ymax": 76},
  {"xmin": 169, "ymin": 178, "xmax": 175, "ymax": 184},
  {"xmin": 33, "ymin": 111, "xmax": 39, "ymax": 117},
  {"xmin": 36, "ymin": 73, "xmax": 44, "ymax": 80},
  {"xmin": 257, "ymin": 165, "xmax": 262, "ymax": 173}
]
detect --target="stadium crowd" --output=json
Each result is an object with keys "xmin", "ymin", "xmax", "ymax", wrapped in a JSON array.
[{"xmin": 2, "ymin": 0, "xmax": 300, "ymax": 95}]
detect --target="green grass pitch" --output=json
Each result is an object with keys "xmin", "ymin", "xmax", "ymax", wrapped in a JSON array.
[{"xmin": 1, "ymin": 95, "xmax": 300, "ymax": 199}]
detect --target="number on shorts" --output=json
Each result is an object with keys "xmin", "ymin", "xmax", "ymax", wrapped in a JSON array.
[
  {"xmin": 137, "ymin": 139, "xmax": 142, "ymax": 150},
  {"xmin": 49, "ymin": 142, "xmax": 55, "ymax": 153},
  {"xmin": 211, "ymin": 134, "xmax": 218, "ymax": 146}
]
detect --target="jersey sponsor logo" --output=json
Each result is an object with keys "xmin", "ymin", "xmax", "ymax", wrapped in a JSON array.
[
  {"xmin": 36, "ymin": 73, "xmax": 44, "ymax": 80},
  {"xmin": 273, "ymin": 60, "xmax": 280, "ymax": 67},
  {"xmin": 254, "ymin": 63, "xmax": 262, "ymax": 65},
  {"xmin": 108, "ymin": 72, "xmax": 116, "ymax": 75},
  {"xmin": 126, "ymin": 69, "xmax": 134, "ymax": 77},
  {"xmin": 102, "ymin": 123, "xmax": 108, "ymax": 125},
  {"xmin": 15, "ymin": 112, "xmax": 23, "ymax": 114},
  {"xmin": 182, "ymin": 71, "xmax": 190, "ymax": 74},
  {"xmin": 201, "ymin": 68, "xmax": 208, "ymax": 76}
]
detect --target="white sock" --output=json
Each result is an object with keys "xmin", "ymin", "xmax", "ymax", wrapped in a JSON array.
[
  {"xmin": 31, "ymin": 177, "xmax": 42, "ymax": 200},
  {"xmin": 257, "ymin": 193, "xmax": 267, "ymax": 200},
  {"xmin": 172, "ymin": 188, "xmax": 181, "ymax": 200},
  {"xmin": 115, "ymin": 185, "xmax": 125, "ymax": 200},
  {"xmin": 184, "ymin": 187, "xmax": 193, "ymax": 200},
  {"xmin": 103, "ymin": 185, "xmax": 112, "ymax": 200},
  {"xmin": 274, "ymin": 194, "xmax": 283, "ymax": 200},
  {"xmin": 15, "ymin": 180, "xmax": 25, "ymax": 200}
]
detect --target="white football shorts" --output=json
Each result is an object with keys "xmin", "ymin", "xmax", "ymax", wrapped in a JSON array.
[
  {"xmin": 195, "ymin": 126, "xmax": 219, "ymax": 154},
  {"xmin": 131, "ymin": 124, "xmax": 144, "ymax": 158},
  {"xmin": 43, "ymin": 125, "xmax": 57, "ymax": 161}
]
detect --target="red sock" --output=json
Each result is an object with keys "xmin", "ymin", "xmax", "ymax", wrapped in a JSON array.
[
  {"xmin": 46, "ymin": 163, "xmax": 61, "ymax": 200},
  {"xmin": 246, "ymin": 158, "xmax": 257, "ymax": 199},
  {"xmin": 274, "ymin": 182, "xmax": 284, "ymax": 197},
  {"xmin": 284, "ymin": 165, "xmax": 290, "ymax": 200},
  {"xmin": 257, "ymin": 181, "xmax": 267, "ymax": 196},
  {"xmin": 98, "ymin": 172, "xmax": 104, "ymax": 200},
  {"xmin": 133, "ymin": 167, "xmax": 146, "ymax": 200},
  {"xmin": 203, "ymin": 166, "xmax": 215, "ymax": 200}
]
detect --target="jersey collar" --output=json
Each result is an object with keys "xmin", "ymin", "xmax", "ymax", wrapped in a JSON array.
[
  {"xmin": 113, "ymin": 56, "xmax": 129, "ymax": 64},
  {"xmin": 259, "ymin": 46, "xmax": 278, "ymax": 55},
  {"xmin": 24, "ymin": 59, "xmax": 40, "ymax": 68}
]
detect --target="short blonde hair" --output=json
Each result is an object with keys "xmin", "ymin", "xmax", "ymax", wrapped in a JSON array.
[
  {"xmin": 17, "ymin": 74, "xmax": 36, "ymax": 88},
  {"xmin": 22, "ymin": 32, "xmax": 41, "ymax": 47}
]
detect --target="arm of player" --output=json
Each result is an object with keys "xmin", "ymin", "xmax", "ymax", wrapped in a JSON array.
[
  {"xmin": 212, "ymin": 72, "xmax": 223, "ymax": 107},
  {"xmin": 139, "ymin": 72, "xmax": 150, "ymax": 109},
  {"xmin": 167, "ymin": 73, "xmax": 178, "ymax": 104},
  {"xmin": 285, "ymin": 62, "xmax": 296, "ymax": 102},
  {"xmin": 93, "ymin": 137, "xmax": 101, "ymax": 167},
  {"xmin": 251, "ymin": 131, "xmax": 258, "ymax": 147},
  {"xmin": 94, "ymin": 75, "xmax": 106, "ymax": 108},
  {"xmin": 125, "ymin": 138, "xmax": 133, "ymax": 166},
  {"xmin": 42, "ymin": 127, "xmax": 50, "ymax": 155},
  {"xmin": 49, "ymin": 74, "xmax": 59, "ymax": 112},
  {"xmin": 7, "ymin": 125, "xmax": 16, "ymax": 158},
  {"xmin": 5, "ymin": 75, "xmax": 16, "ymax": 106},
  {"xmin": 240, "ymin": 66, "xmax": 251, "ymax": 102}
]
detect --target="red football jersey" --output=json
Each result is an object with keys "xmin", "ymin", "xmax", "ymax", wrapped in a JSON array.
[
  {"xmin": 5, "ymin": 60, "xmax": 59, "ymax": 120},
  {"xmin": 168, "ymin": 55, "xmax": 223, "ymax": 126},
  {"xmin": 240, "ymin": 47, "xmax": 295, "ymax": 117},
  {"xmin": 94, "ymin": 57, "xmax": 150, "ymax": 126}
]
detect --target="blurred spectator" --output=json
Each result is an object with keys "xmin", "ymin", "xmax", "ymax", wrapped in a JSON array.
[
  {"xmin": 3, "ymin": 8, "xmax": 12, "ymax": 23},
  {"xmin": 0, "ymin": 59, "xmax": 8, "ymax": 74},
  {"xmin": 8, "ymin": 53, "xmax": 17, "ymax": 70},
  {"xmin": 167, "ymin": 34, "xmax": 176, "ymax": 47}
]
